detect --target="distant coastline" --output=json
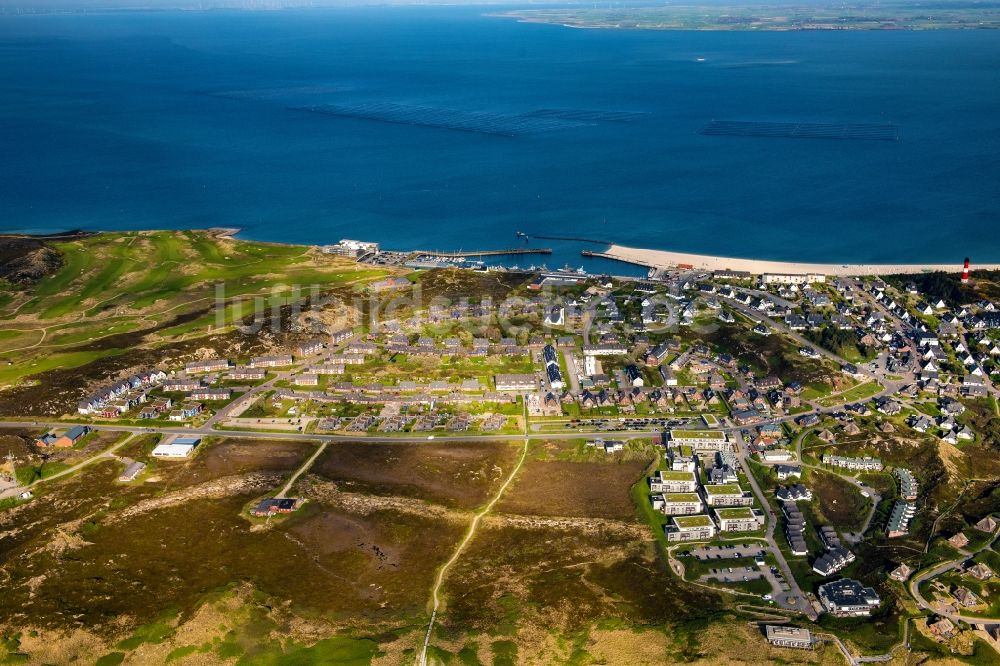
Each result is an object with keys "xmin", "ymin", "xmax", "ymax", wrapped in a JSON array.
[
  {"xmin": 493, "ymin": 4, "xmax": 1000, "ymax": 32},
  {"xmin": 13, "ymin": 227, "xmax": 996, "ymax": 277}
]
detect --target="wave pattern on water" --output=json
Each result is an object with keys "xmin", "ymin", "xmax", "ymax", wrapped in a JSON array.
[
  {"xmin": 700, "ymin": 120, "xmax": 899, "ymax": 142},
  {"xmin": 521, "ymin": 109, "xmax": 648, "ymax": 123},
  {"xmin": 290, "ymin": 102, "xmax": 596, "ymax": 136}
]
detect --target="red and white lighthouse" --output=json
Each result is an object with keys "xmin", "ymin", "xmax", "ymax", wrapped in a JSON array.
[{"xmin": 961, "ymin": 257, "xmax": 970, "ymax": 284}]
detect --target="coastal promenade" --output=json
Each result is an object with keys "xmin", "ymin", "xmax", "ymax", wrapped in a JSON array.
[{"xmin": 598, "ymin": 244, "xmax": 1000, "ymax": 277}]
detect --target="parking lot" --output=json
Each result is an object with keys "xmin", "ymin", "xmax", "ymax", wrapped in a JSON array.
[
  {"xmin": 689, "ymin": 543, "xmax": 764, "ymax": 561},
  {"xmin": 684, "ymin": 543, "xmax": 791, "ymax": 601},
  {"xmin": 562, "ymin": 417, "xmax": 691, "ymax": 431},
  {"xmin": 701, "ymin": 563, "xmax": 762, "ymax": 584}
]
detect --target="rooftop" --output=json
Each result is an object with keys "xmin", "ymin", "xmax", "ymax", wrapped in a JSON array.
[
  {"xmin": 657, "ymin": 470, "xmax": 697, "ymax": 481},
  {"xmin": 671, "ymin": 429, "xmax": 727, "ymax": 440},
  {"xmin": 674, "ymin": 515, "xmax": 713, "ymax": 529},
  {"xmin": 819, "ymin": 578, "xmax": 880, "ymax": 608},
  {"xmin": 715, "ymin": 507, "xmax": 756, "ymax": 519},
  {"xmin": 765, "ymin": 625, "xmax": 812, "ymax": 643},
  {"xmin": 703, "ymin": 484, "xmax": 743, "ymax": 495}
]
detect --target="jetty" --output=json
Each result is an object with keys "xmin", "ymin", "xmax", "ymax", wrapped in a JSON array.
[
  {"xmin": 581, "ymin": 249, "xmax": 649, "ymax": 268},
  {"xmin": 523, "ymin": 234, "xmax": 611, "ymax": 246},
  {"xmin": 415, "ymin": 248, "xmax": 552, "ymax": 258}
]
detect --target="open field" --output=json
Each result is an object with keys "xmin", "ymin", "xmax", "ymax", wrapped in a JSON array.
[
  {"xmin": 816, "ymin": 381, "xmax": 883, "ymax": 407},
  {"xmin": 496, "ymin": 457, "xmax": 648, "ymax": 520},
  {"xmin": 313, "ymin": 440, "xmax": 522, "ymax": 510},
  {"xmin": 809, "ymin": 470, "xmax": 871, "ymax": 533},
  {"xmin": 434, "ymin": 520, "xmax": 724, "ymax": 660},
  {"xmin": 0, "ymin": 435, "xmax": 469, "ymax": 663},
  {"xmin": 147, "ymin": 437, "xmax": 316, "ymax": 490},
  {"xmin": 410, "ymin": 268, "xmax": 527, "ymax": 303},
  {"xmin": 5, "ymin": 230, "xmax": 1000, "ymax": 664}
]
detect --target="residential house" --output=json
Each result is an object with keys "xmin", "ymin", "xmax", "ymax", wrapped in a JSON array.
[
  {"xmin": 36, "ymin": 425, "xmax": 90, "ymax": 449},
  {"xmin": 185, "ymin": 358, "xmax": 230, "ymax": 373},
  {"xmin": 954, "ymin": 586, "xmax": 981, "ymax": 608},
  {"xmin": 250, "ymin": 355, "xmax": 293, "ymax": 368},
  {"xmin": 949, "ymin": 533, "xmax": 971, "ymax": 549},
  {"xmin": 890, "ymin": 563, "xmax": 914, "ymax": 582}
]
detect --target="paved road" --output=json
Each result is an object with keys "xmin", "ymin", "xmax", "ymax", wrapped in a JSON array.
[
  {"xmin": 732, "ymin": 428, "xmax": 817, "ymax": 619},
  {"xmin": 561, "ymin": 349, "xmax": 581, "ymax": 394},
  {"xmin": 0, "ymin": 335, "xmax": 924, "ymax": 633},
  {"xmin": 204, "ymin": 336, "xmax": 361, "ymax": 429},
  {"xmin": 814, "ymin": 632, "xmax": 895, "ymax": 666},
  {"xmin": 848, "ymin": 279, "xmax": 912, "ymax": 338},
  {"xmin": 0, "ymin": 420, "xmax": 665, "ymax": 445},
  {"xmin": 203, "ymin": 372, "xmax": 284, "ymax": 429},
  {"xmin": 721, "ymin": 297, "xmax": 856, "ymax": 372},
  {"xmin": 909, "ymin": 526, "xmax": 1000, "ymax": 624}
]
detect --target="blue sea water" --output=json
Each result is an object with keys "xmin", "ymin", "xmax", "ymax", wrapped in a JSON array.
[{"xmin": 0, "ymin": 7, "xmax": 998, "ymax": 272}]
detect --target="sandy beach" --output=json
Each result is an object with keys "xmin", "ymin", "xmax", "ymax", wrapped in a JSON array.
[{"xmin": 600, "ymin": 244, "xmax": 1000, "ymax": 277}]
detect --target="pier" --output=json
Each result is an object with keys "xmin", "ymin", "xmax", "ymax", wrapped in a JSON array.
[
  {"xmin": 581, "ymin": 249, "xmax": 652, "ymax": 268},
  {"xmin": 415, "ymin": 248, "xmax": 552, "ymax": 258},
  {"xmin": 525, "ymin": 234, "xmax": 611, "ymax": 246}
]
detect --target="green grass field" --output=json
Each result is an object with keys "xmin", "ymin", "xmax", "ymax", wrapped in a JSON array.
[
  {"xmin": 4, "ymin": 231, "xmax": 386, "ymax": 321},
  {"xmin": 0, "ymin": 231, "xmax": 392, "ymax": 386},
  {"xmin": 817, "ymin": 381, "xmax": 883, "ymax": 408}
]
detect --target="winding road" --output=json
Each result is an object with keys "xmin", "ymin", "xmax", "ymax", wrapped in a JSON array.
[{"xmin": 908, "ymin": 526, "xmax": 1000, "ymax": 624}]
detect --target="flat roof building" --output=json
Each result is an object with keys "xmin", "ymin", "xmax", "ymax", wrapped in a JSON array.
[
  {"xmin": 702, "ymin": 483, "xmax": 753, "ymax": 507},
  {"xmin": 665, "ymin": 514, "xmax": 717, "ymax": 542},
  {"xmin": 764, "ymin": 625, "xmax": 813, "ymax": 649},
  {"xmin": 660, "ymin": 493, "xmax": 703, "ymax": 515},
  {"xmin": 649, "ymin": 470, "xmax": 698, "ymax": 494},
  {"xmin": 714, "ymin": 507, "xmax": 761, "ymax": 532},
  {"xmin": 152, "ymin": 443, "xmax": 197, "ymax": 458},
  {"xmin": 669, "ymin": 429, "xmax": 729, "ymax": 450},
  {"xmin": 818, "ymin": 578, "xmax": 880, "ymax": 617}
]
